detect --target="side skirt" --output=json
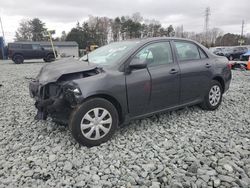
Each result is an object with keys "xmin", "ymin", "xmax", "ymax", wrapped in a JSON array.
[{"xmin": 121, "ymin": 99, "xmax": 203, "ymax": 125}]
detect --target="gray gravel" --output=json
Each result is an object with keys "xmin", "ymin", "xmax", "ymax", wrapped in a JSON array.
[{"xmin": 0, "ymin": 60, "xmax": 250, "ymax": 188}]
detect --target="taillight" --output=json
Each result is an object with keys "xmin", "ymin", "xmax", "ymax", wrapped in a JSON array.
[
  {"xmin": 8, "ymin": 50, "xmax": 12, "ymax": 57},
  {"xmin": 227, "ymin": 63, "xmax": 232, "ymax": 69}
]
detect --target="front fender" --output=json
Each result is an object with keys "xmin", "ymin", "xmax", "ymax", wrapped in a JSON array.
[{"xmin": 72, "ymin": 71, "xmax": 128, "ymax": 116}]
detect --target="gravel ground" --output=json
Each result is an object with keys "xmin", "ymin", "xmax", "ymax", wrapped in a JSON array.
[{"xmin": 0, "ymin": 60, "xmax": 250, "ymax": 188}]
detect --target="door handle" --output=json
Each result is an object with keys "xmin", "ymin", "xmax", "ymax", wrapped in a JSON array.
[
  {"xmin": 169, "ymin": 69, "xmax": 178, "ymax": 74},
  {"xmin": 205, "ymin": 63, "xmax": 211, "ymax": 68}
]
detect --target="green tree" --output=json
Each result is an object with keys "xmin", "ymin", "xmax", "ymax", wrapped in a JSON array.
[
  {"xmin": 66, "ymin": 22, "xmax": 92, "ymax": 49},
  {"xmin": 30, "ymin": 18, "xmax": 47, "ymax": 41},
  {"xmin": 61, "ymin": 31, "xmax": 67, "ymax": 41},
  {"xmin": 15, "ymin": 18, "xmax": 48, "ymax": 41},
  {"xmin": 166, "ymin": 25, "xmax": 175, "ymax": 37},
  {"xmin": 15, "ymin": 19, "xmax": 32, "ymax": 41},
  {"xmin": 215, "ymin": 33, "xmax": 244, "ymax": 46},
  {"xmin": 111, "ymin": 17, "xmax": 121, "ymax": 41}
]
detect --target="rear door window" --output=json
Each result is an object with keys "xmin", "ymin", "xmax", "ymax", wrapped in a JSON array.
[
  {"xmin": 174, "ymin": 41, "xmax": 201, "ymax": 61},
  {"xmin": 22, "ymin": 44, "xmax": 32, "ymax": 50},
  {"xmin": 9, "ymin": 44, "xmax": 21, "ymax": 49}
]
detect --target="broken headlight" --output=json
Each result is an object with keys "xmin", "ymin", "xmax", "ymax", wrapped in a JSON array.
[{"xmin": 63, "ymin": 84, "xmax": 82, "ymax": 105}]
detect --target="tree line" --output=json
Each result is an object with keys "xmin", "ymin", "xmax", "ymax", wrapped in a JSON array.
[{"xmin": 15, "ymin": 13, "xmax": 250, "ymax": 49}]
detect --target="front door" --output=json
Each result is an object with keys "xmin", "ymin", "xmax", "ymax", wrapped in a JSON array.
[
  {"xmin": 145, "ymin": 41, "xmax": 180, "ymax": 111},
  {"xmin": 126, "ymin": 41, "xmax": 180, "ymax": 117}
]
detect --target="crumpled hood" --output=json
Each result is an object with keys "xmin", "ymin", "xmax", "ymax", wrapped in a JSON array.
[{"xmin": 36, "ymin": 57, "xmax": 97, "ymax": 85}]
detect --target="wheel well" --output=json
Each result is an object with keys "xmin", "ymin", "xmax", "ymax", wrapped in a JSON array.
[
  {"xmin": 46, "ymin": 53, "xmax": 54, "ymax": 57},
  {"xmin": 213, "ymin": 76, "xmax": 225, "ymax": 93},
  {"xmin": 85, "ymin": 94, "xmax": 124, "ymax": 124},
  {"xmin": 13, "ymin": 53, "xmax": 23, "ymax": 58}
]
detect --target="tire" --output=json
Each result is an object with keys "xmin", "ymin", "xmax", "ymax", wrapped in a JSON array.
[
  {"xmin": 45, "ymin": 54, "xmax": 55, "ymax": 62},
  {"xmin": 200, "ymin": 80, "xmax": 223, "ymax": 111},
  {"xmin": 13, "ymin": 55, "xmax": 24, "ymax": 64},
  {"xmin": 69, "ymin": 98, "xmax": 119, "ymax": 147}
]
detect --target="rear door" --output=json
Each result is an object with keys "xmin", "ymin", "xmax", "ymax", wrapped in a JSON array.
[
  {"xmin": 21, "ymin": 44, "xmax": 33, "ymax": 59},
  {"xmin": 32, "ymin": 44, "xmax": 44, "ymax": 58},
  {"xmin": 173, "ymin": 40, "xmax": 213, "ymax": 104}
]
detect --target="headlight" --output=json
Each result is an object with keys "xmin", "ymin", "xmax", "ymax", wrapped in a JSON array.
[
  {"xmin": 63, "ymin": 84, "xmax": 82, "ymax": 105},
  {"xmin": 64, "ymin": 84, "xmax": 82, "ymax": 96},
  {"xmin": 72, "ymin": 88, "xmax": 81, "ymax": 95}
]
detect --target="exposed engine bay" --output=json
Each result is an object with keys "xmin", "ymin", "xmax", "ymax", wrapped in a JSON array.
[{"xmin": 29, "ymin": 66, "xmax": 101, "ymax": 123}]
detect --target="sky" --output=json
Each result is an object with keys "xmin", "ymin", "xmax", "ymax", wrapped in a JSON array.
[{"xmin": 0, "ymin": 0, "xmax": 249, "ymax": 43}]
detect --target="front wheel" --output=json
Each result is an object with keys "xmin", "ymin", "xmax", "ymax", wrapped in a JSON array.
[
  {"xmin": 44, "ymin": 54, "xmax": 55, "ymax": 62},
  {"xmin": 69, "ymin": 98, "xmax": 118, "ymax": 147},
  {"xmin": 200, "ymin": 80, "xmax": 223, "ymax": 111}
]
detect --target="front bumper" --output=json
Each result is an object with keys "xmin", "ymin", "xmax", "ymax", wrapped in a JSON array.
[
  {"xmin": 29, "ymin": 80, "xmax": 51, "ymax": 120},
  {"xmin": 29, "ymin": 80, "xmax": 40, "ymax": 98},
  {"xmin": 29, "ymin": 80, "xmax": 82, "ymax": 121}
]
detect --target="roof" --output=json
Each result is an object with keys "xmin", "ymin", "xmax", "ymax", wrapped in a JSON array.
[
  {"xmin": 10, "ymin": 41, "xmax": 78, "ymax": 47},
  {"xmin": 123, "ymin": 37, "xmax": 197, "ymax": 42}
]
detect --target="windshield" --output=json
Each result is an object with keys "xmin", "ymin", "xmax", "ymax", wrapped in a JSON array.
[{"xmin": 80, "ymin": 41, "xmax": 140, "ymax": 66}]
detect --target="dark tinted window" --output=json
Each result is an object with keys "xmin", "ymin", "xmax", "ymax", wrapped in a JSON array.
[
  {"xmin": 8, "ymin": 44, "xmax": 21, "ymax": 49},
  {"xmin": 133, "ymin": 42, "xmax": 173, "ymax": 66},
  {"xmin": 32, "ymin": 44, "xmax": 41, "ymax": 50},
  {"xmin": 22, "ymin": 44, "xmax": 32, "ymax": 50},
  {"xmin": 175, "ymin": 41, "xmax": 200, "ymax": 61}
]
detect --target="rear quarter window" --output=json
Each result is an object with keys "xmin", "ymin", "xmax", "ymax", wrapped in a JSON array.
[{"xmin": 8, "ymin": 44, "xmax": 22, "ymax": 49}]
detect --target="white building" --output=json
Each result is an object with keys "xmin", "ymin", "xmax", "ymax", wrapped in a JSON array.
[{"xmin": 39, "ymin": 41, "xmax": 79, "ymax": 57}]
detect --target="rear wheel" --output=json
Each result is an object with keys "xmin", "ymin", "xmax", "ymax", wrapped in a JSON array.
[
  {"xmin": 200, "ymin": 80, "xmax": 223, "ymax": 111},
  {"xmin": 44, "ymin": 54, "xmax": 55, "ymax": 62},
  {"xmin": 70, "ymin": 98, "xmax": 118, "ymax": 147},
  {"xmin": 13, "ymin": 55, "xmax": 24, "ymax": 64}
]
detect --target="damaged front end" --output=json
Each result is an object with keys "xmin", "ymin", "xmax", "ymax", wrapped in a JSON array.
[
  {"xmin": 29, "ymin": 80, "xmax": 81, "ymax": 122},
  {"xmin": 29, "ymin": 61, "xmax": 101, "ymax": 123}
]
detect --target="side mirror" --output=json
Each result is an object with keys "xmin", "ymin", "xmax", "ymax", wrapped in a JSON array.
[
  {"xmin": 129, "ymin": 58, "xmax": 147, "ymax": 69},
  {"xmin": 41, "ymin": 47, "xmax": 45, "ymax": 50}
]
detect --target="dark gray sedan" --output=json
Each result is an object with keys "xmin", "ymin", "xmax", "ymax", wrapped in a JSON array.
[{"xmin": 29, "ymin": 37, "xmax": 232, "ymax": 147}]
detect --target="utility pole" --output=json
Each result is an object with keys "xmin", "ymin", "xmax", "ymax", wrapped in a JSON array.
[
  {"xmin": 0, "ymin": 16, "xmax": 6, "ymax": 60},
  {"xmin": 241, "ymin": 20, "xmax": 244, "ymax": 37},
  {"xmin": 204, "ymin": 7, "xmax": 211, "ymax": 46},
  {"xmin": 0, "ymin": 16, "xmax": 5, "ymax": 39},
  {"xmin": 181, "ymin": 25, "xmax": 184, "ymax": 38},
  {"xmin": 47, "ymin": 30, "xmax": 57, "ymax": 59},
  {"xmin": 239, "ymin": 20, "xmax": 245, "ymax": 46}
]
